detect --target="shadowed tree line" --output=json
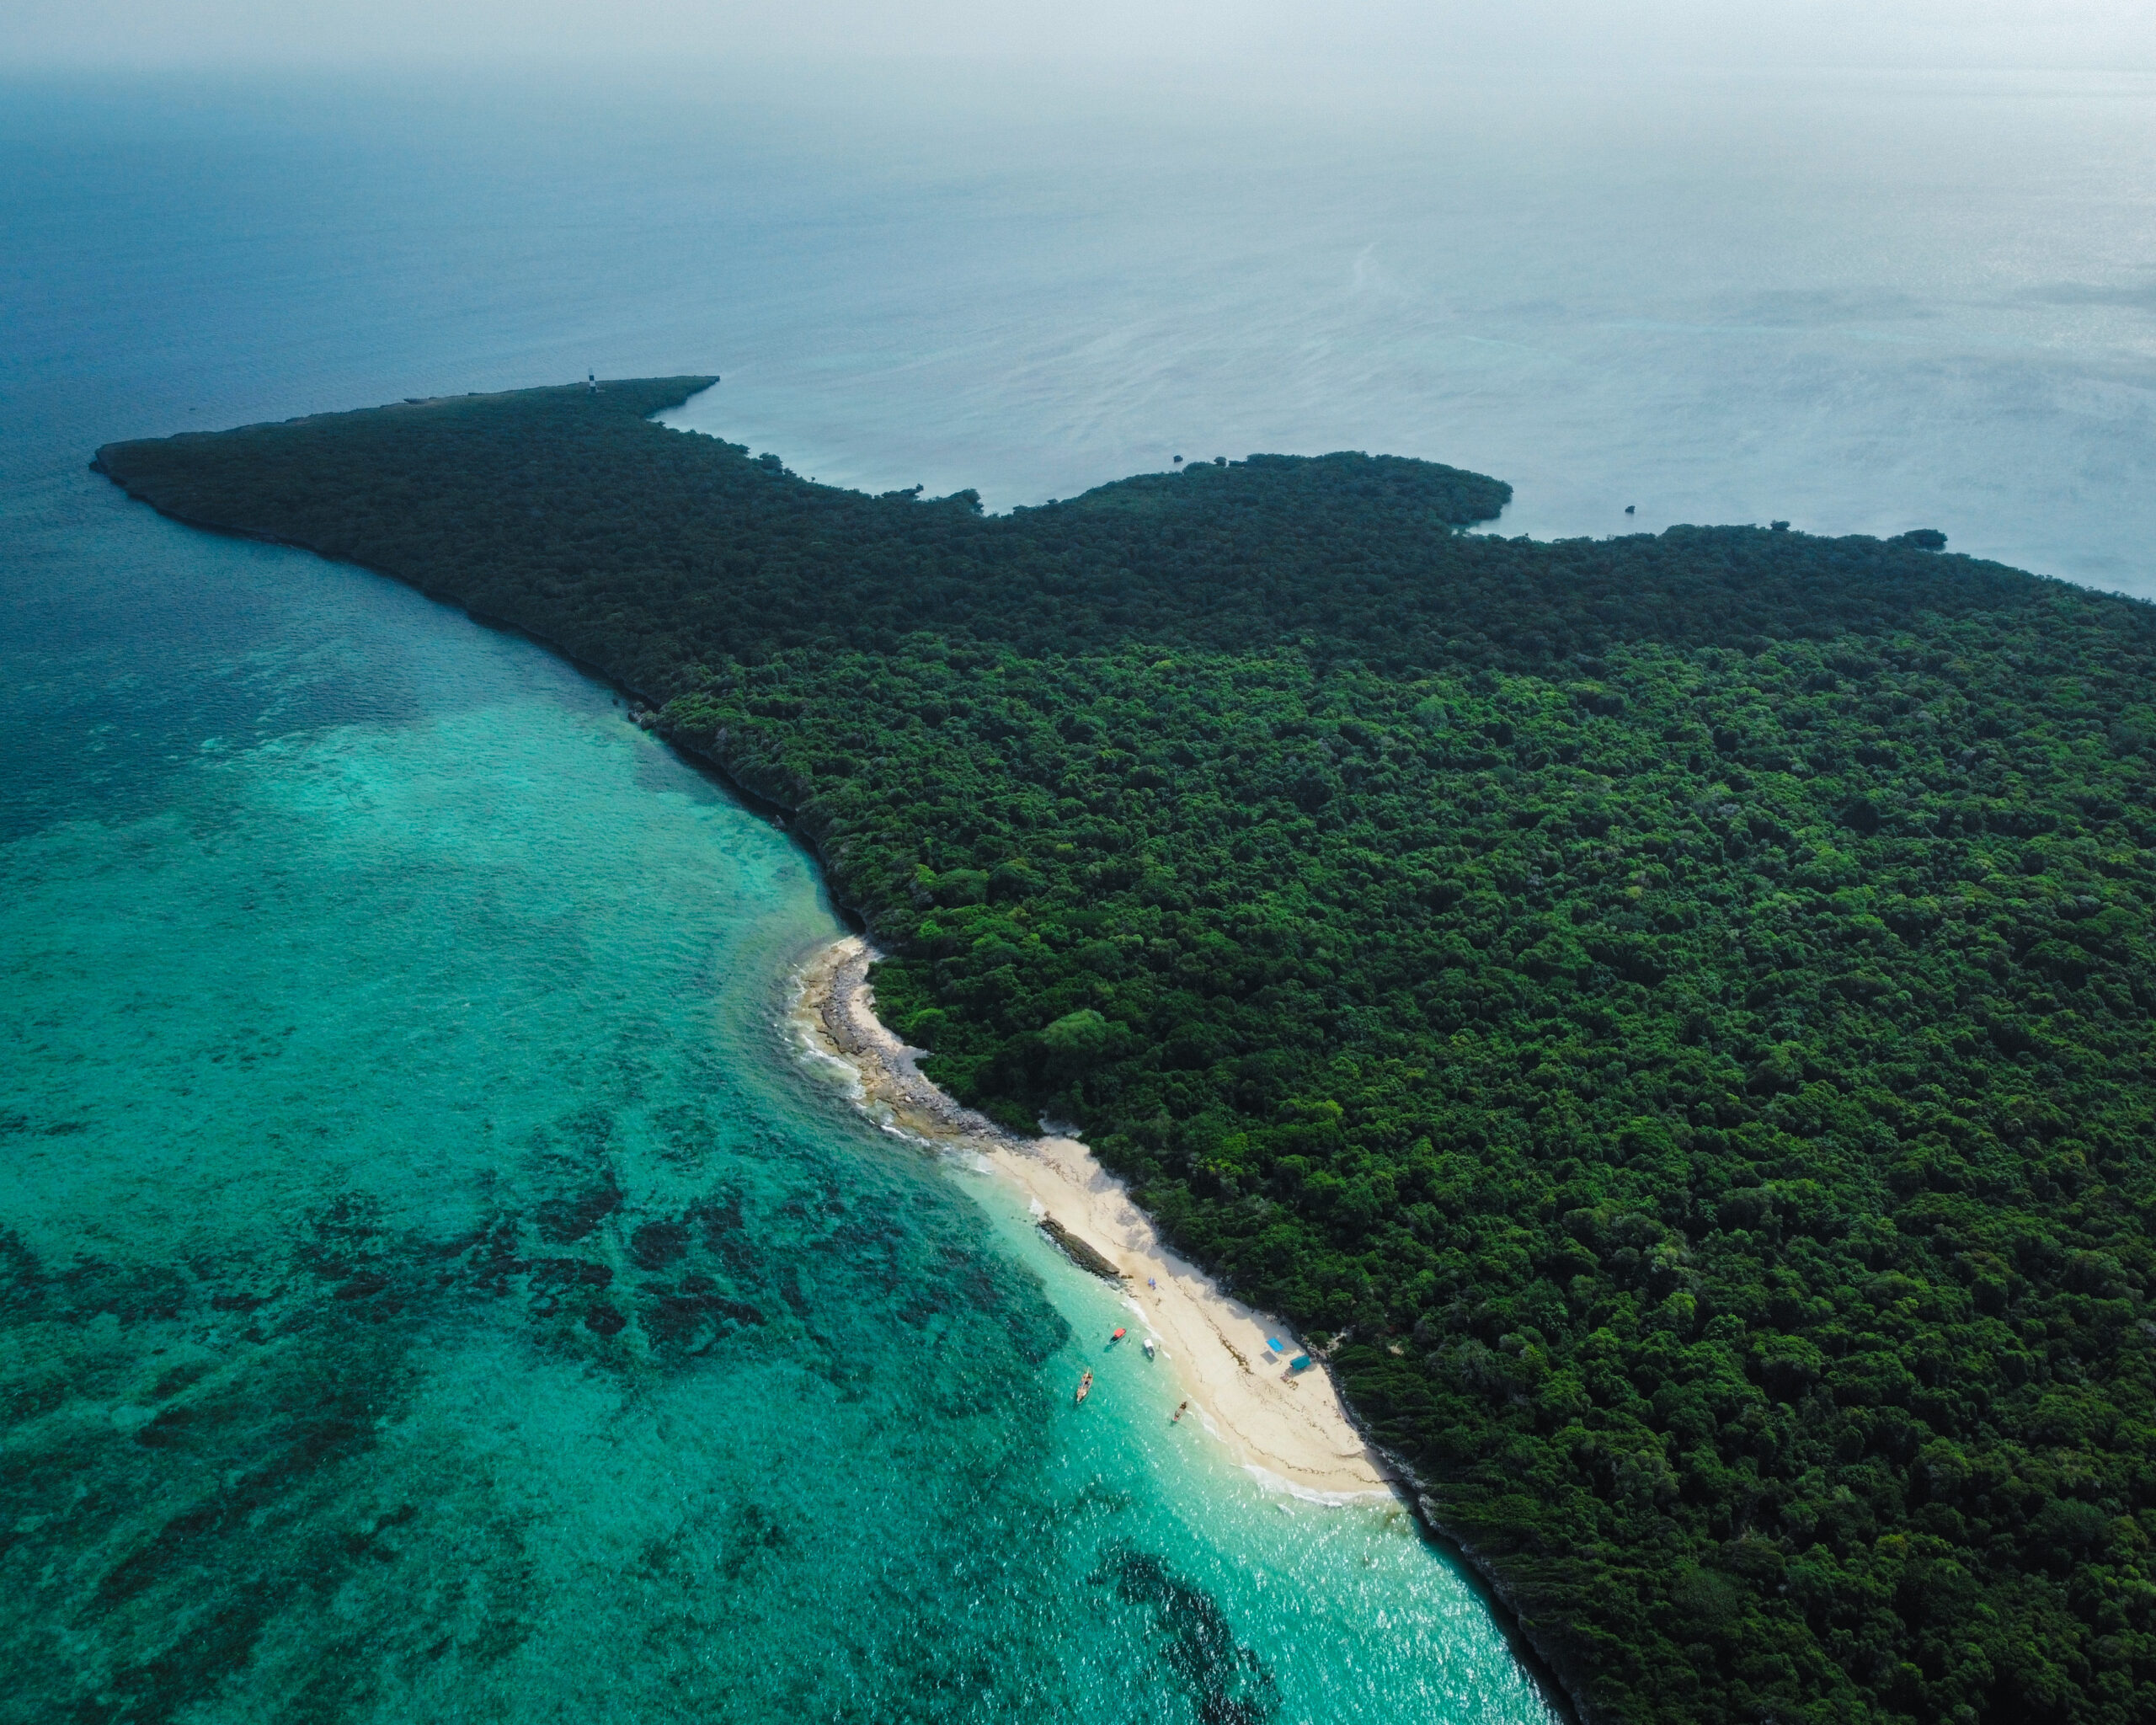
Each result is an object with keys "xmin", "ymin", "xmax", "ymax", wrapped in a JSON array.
[{"xmin": 98, "ymin": 380, "xmax": 2156, "ymax": 1725}]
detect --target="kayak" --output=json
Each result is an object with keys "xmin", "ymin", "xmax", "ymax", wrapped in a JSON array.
[{"xmin": 1075, "ymin": 1369, "xmax": 1093, "ymax": 1405}]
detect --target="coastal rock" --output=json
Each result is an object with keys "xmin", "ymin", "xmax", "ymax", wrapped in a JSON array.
[{"xmin": 1035, "ymin": 1215, "xmax": 1123, "ymax": 1283}]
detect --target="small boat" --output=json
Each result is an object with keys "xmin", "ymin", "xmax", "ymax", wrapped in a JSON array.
[
  {"xmin": 1075, "ymin": 1369, "xmax": 1094, "ymax": 1405},
  {"xmin": 1142, "ymin": 1338, "xmax": 1156, "ymax": 1360},
  {"xmin": 1109, "ymin": 1327, "xmax": 1126, "ymax": 1344}
]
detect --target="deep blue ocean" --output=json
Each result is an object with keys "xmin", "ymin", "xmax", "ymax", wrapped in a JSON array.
[{"xmin": 1, "ymin": 59, "xmax": 2148, "ymax": 1722}]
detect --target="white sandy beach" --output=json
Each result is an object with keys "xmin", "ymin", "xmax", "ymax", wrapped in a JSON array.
[{"xmin": 792, "ymin": 934, "xmax": 1396, "ymax": 1500}]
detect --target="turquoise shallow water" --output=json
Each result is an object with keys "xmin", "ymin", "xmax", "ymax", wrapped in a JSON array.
[
  {"xmin": 6, "ymin": 56, "xmax": 2143, "ymax": 1718},
  {"xmin": 0, "ymin": 520, "xmax": 1553, "ymax": 1721}
]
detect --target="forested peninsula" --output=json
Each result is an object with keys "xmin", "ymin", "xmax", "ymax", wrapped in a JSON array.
[{"xmin": 96, "ymin": 380, "xmax": 2156, "ymax": 1725}]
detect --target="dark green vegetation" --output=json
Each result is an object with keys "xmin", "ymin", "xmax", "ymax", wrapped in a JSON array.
[{"xmin": 99, "ymin": 382, "xmax": 2156, "ymax": 1725}]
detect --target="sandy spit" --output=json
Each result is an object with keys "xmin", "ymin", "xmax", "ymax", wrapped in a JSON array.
[{"xmin": 790, "ymin": 934, "xmax": 1396, "ymax": 1501}]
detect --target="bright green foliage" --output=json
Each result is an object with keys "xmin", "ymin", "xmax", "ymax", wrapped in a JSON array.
[{"xmin": 98, "ymin": 382, "xmax": 2156, "ymax": 1725}]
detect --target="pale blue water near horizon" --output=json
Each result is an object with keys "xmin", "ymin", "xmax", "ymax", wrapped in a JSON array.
[
  {"xmin": 6, "ymin": 62, "xmax": 2153, "ymax": 593},
  {"xmin": 0, "ymin": 56, "xmax": 2149, "ymax": 1722}
]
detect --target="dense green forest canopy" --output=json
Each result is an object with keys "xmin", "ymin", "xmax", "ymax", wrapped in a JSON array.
[{"xmin": 99, "ymin": 382, "xmax": 2156, "ymax": 1725}]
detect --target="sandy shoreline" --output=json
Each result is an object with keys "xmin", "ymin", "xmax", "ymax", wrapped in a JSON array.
[{"xmin": 790, "ymin": 934, "xmax": 1396, "ymax": 1501}]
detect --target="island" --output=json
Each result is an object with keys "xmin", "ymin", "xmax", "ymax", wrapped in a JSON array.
[{"xmin": 96, "ymin": 379, "xmax": 2156, "ymax": 1725}]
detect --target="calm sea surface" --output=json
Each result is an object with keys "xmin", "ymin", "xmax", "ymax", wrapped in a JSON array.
[{"xmin": 0, "ymin": 59, "xmax": 2147, "ymax": 1722}]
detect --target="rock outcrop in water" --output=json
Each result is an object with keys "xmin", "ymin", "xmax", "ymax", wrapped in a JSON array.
[{"xmin": 1035, "ymin": 1215, "xmax": 1124, "ymax": 1284}]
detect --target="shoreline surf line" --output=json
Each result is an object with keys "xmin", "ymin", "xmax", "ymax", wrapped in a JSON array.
[{"xmin": 789, "ymin": 932, "xmax": 1396, "ymax": 1501}]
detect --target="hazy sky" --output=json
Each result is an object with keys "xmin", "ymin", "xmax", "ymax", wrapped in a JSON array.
[{"xmin": 7, "ymin": 0, "xmax": 2153, "ymax": 72}]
